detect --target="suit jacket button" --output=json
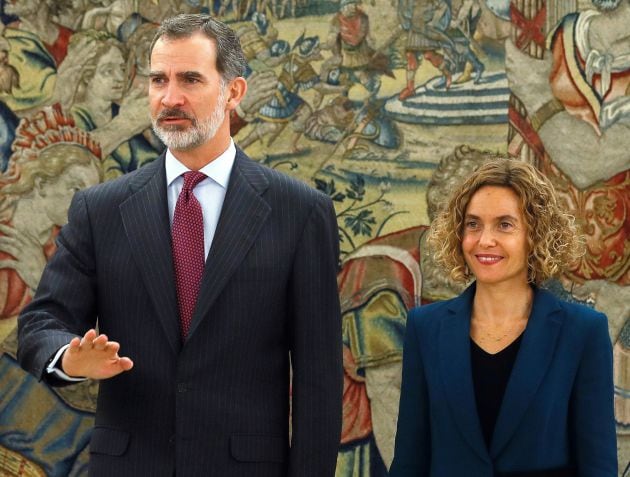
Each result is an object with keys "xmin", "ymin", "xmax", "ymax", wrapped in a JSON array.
[{"xmin": 177, "ymin": 383, "xmax": 187, "ymax": 393}]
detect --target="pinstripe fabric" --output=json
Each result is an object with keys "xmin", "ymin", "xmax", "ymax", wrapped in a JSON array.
[{"xmin": 17, "ymin": 148, "xmax": 343, "ymax": 477}]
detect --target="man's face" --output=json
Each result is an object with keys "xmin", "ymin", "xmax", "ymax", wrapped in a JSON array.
[{"xmin": 149, "ymin": 32, "xmax": 229, "ymax": 151}]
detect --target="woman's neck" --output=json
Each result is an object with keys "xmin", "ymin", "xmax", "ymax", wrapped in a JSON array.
[{"xmin": 472, "ymin": 281, "xmax": 534, "ymax": 326}]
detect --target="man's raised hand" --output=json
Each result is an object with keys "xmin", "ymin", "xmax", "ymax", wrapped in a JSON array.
[{"xmin": 61, "ymin": 329, "xmax": 134, "ymax": 379}]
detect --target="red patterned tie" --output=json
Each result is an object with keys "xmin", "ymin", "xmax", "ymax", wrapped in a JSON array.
[{"xmin": 172, "ymin": 171, "xmax": 207, "ymax": 340}]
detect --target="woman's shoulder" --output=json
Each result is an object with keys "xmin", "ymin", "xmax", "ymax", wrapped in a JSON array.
[
  {"xmin": 559, "ymin": 298, "xmax": 608, "ymax": 331},
  {"xmin": 539, "ymin": 287, "xmax": 608, "ymax": 333},
  {"xmin": 407, "ymin": 295, "xmax": 460, "ymax": 329}
]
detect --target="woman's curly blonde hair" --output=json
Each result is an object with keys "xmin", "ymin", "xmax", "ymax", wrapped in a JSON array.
[{"xmin": 427, "ymin": 158, "xmax": 584, "ymax": 285}]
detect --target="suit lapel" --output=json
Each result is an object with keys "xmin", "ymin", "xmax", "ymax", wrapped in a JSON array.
[
  {"xmin": 490, "ymin": 287, "xmax": 563, "ymax": 458},
  {"xmin": 186, "ymin": 149, "xmax": 270, "ymax": 340},
  {"xmin": 119, "ymin": 155, "xmax": 181, "ymax": 355},
  {"xmin": 439, "ymin": 284, "xmax": 491, "ymax": 464}
]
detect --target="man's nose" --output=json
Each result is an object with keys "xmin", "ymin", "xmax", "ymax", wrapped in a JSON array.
[{"xmin": 161, "ymin": 83, "xmax": 185, "ymax": 108}]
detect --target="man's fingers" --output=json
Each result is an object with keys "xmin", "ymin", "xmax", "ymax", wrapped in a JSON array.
[
  {"xmin": 80, "ymin": 329, "xmax": 97, "ymax": 347},
  {"xmin": 97, "ymin": 357, "xmax": 133, "ymax": 378},
  {"xmin": 67, "ymin": 336, "xmax": 82, "ymax": 352},
  {"xmin": 105, "ymin": 341, "xmax": 121, "ymax": 354},
  {"xmin": 118, "ymin": 357, "xmax": 134, "ymax": 371},
  {"xmin": 63, "ymin": 332, "xmax": 133, "ymax": 379},
  {"xmin": 92, "ymin": 334, "xmax": 109, "ymax": 350}
]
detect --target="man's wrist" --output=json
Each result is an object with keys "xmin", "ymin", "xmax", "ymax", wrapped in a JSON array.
[{"xmin": 46, "ymin": 344, "xmax": 86, "ymax": 382}]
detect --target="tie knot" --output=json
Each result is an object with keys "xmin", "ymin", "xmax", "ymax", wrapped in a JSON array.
[{"xmin": 182, "ymin": 171, "xmax": 207, "ymax": 192}]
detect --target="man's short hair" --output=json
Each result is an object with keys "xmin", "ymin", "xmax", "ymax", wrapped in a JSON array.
[{"xmin": 150, "ymin": 14, "xmax": 247, "ymax": 82}]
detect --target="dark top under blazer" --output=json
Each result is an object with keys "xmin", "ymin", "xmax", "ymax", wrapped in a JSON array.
[
  {"xmin": 389, "ymin": 283, "xmax": 617, "ymax": 477},
  {"xmin": 17, "ymin": 149, "xmax": 343, "ymax": 477}
]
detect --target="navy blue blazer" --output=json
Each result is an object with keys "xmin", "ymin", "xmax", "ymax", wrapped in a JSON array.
[{"xmin": 390, "ymin": 284, "xmax": 617, "ymax": 477}]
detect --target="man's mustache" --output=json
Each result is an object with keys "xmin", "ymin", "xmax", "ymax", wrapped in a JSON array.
[{"xmin": 157, "ymin": 109, "xmax": 196, "ymax": 123}]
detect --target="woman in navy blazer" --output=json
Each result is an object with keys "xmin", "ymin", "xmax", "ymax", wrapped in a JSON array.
[{"xmin": 390, "ymin": 159, "xmax": 617, "ymax": 477}]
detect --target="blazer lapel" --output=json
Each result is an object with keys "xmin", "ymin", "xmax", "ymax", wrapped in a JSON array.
[
  {"xmin": 186, "ymin": 149, "xmax": 270, "ymax": 340},
  {"xmin": 439, "ymin": 284, "xmax": 491, "ymax": 464},
  {"xmin": 119, "ymin": 155, "xmax": 181, "ymax": 355},
  {"xmin": 490, "ymin": 287, "xmax": 563, "ymax": 458}
]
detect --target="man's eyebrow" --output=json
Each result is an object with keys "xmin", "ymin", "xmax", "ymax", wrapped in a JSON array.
[
  {"xmin": 148, "ymin": 71, "xmax": 206, "ymax": 82},
  {"xmin": 176, "ymin": 71, "xmax": 205, "ymax": 81}
]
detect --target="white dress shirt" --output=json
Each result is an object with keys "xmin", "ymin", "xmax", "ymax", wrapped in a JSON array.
[
  {"xmin": 47, "ymin": 140, "xmax": 236, "ymax": 380},
  {"xmin": 165, "ymin": 139, "xmax": 236, "ymax": 259}
]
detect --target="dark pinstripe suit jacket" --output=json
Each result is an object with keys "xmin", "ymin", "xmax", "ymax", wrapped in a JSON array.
[{"xmin": 17, "ymin": 148, "xmax": 343, "ymax": 477}]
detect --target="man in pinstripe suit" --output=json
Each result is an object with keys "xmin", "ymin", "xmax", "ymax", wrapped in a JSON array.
[{"xmin": 17, "ymin": 14, "xmax": 343, "ymax": 477}]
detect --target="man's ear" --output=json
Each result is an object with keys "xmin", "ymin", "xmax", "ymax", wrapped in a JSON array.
[{"xmin": 225, "ymin": 76, "xmax": 248, "ymax": 111}]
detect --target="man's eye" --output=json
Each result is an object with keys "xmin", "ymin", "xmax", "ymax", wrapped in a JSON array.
[{"xmin": 151, "ymin": 77, "xmax": 165, "ymax": 84}]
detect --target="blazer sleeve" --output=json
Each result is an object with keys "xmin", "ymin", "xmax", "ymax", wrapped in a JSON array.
[
  {"xmin": 570, "ymin": 310, "xmax": 617, "ymax": 476},
  {"xmin": 287, "ymin": 193, "xmax": 343, "ymax": 477},
  {"xmin": 389, "ymin": 308, "xmax": 430, "ymax": 476},
  {"xmin": 17, "ymin": 190, "xmax": 98, "ymax": 385}
]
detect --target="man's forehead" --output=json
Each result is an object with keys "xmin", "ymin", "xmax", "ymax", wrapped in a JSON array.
[
  {"xmin": 152, "ymin": 32, "xmax": 217, "ymax": 54},
  {"xmin": 150, "ymin": 33, "xmax": 217, "ymax": 67}
]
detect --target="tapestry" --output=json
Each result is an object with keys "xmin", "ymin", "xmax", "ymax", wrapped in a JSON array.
[{"xmin": 0, "ymin": 0, "xmax": 627, "ymax": 475}]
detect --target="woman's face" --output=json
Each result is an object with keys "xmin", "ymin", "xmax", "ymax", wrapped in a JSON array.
[
  {"xmin": 88, "ymin": 46, "xmax": 126, "ymax": 102},
  {"xmin": 39, "ymin": 160, "xmax": 100, "ymax": 226},
  {"xmin": 461, "ymin": 185, "xmax": 529, "ymax": 288}
]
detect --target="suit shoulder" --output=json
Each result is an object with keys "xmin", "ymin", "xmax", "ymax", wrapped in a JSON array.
[
  {"xmin": 239, "ymin": 152, "xmax": 330, "ymax": 206},
  {"xmin": 407, "ymin": 298, "xmax": 454, "ymax": 331},
  {"xmin": 267, "ymin": 166, "xmax": 328, "ymax": 202},
  {"xmin": 534, "ymin": 288, "xmax": 608, "ymax": 339},
  {"xmin": 80, "ymin": 166, "xmax": 139, "ymax": 201},
  {"xmin": 80, "ymin": 158, "xmax": 162, "ymax": 205},
  {"xmin": 557, "ymin": 297, "xmax": 608, "ymax": 331}
]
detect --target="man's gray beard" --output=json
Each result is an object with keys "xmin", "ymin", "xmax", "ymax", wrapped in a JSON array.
[
  {"xmin": 152, "ymin": 90, "xmax": 227, "ymax": 151},
  {"xmin": 591, "ymin": 0, "xmax": 622, "ymax": 10}
]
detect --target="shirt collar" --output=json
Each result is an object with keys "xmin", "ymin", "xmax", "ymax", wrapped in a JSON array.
[{"xmin": 165, "ymin": 139, "xmax": 236, "ymax": 189}]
